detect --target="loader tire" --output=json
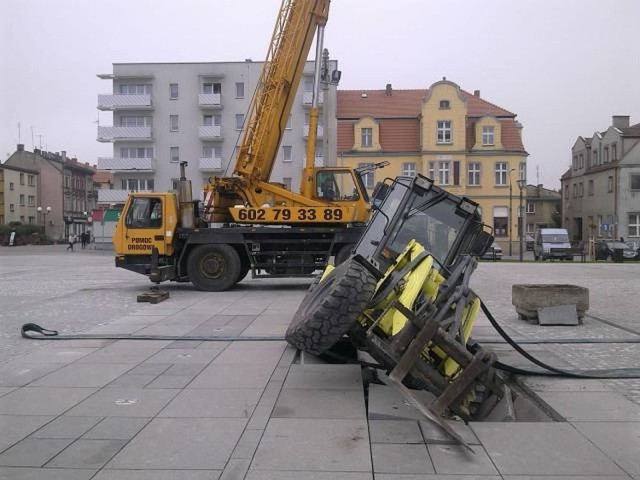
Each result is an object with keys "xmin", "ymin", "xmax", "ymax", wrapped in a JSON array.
[
  {"xmin": 188, "ymin": 244, "xmax": 241, "ymax": 292},
  {"xmin": 285, "ymin": 259, "xmax": 377, "ymax": 355},
  {"xmin": 334, "ymin": 243, "xmax": 355, "ymax": 266}
]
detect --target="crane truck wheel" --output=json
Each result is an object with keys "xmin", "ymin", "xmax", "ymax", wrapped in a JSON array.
[
  {"xmin": 285, "ymin": 258, "xmax": 377, "ymax": 355},
  {"xmin": 187, "ymin": 244, "xmax": 241, "ymax": 292}
]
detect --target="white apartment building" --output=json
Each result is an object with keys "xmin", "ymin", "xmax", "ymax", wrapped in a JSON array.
[{"xmin": 97, "ymin": 60, "xmax": 338, "ymax": 204}]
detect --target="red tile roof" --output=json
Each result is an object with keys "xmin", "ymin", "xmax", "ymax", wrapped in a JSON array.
[{"xmin": 93, "ymin": 171, "xmax": 113, "ymax": 184}]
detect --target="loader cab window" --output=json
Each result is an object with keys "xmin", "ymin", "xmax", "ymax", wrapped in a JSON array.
[
  {"xmin": 125, "ymin": 197, "xmax": 163, "ymax": 229},
  {"xmin": 316, "ymin": 171, "xmax": 359, "ymax": 202}
]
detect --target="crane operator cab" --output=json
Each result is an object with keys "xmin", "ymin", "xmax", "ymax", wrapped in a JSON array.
[{"xmin": 315, "ymin": 170, "xmax": 362, "ymax": 202}]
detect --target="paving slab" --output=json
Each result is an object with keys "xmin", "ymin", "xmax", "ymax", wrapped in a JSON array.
[
  {"xmin": 0, "ymin": 438, "xmax": 74, "ymax": 467},
  {"xmin": 46, "ymin": 439, "xmax": 127, "ymax": 469},
  {"xmin": 428, "ymin": 444, "xmax": 499, "ymax": 475},
  {"xmin": 29, "ymin": 416, "xmax": 101, "ymax": 439},
  {"xmin": 82, "ymin": 417, "xmax": 150, "ymax": 440},
  {"xmin": 245, "ymin": 473, "xmax": 372, "ymax": 480},
  {"xmin": 369, "ymin": 419, "xmax": 424, "ymax": 444},
  {"xmin": 371, "ymin": 443, "xmax": 435, "ymax": 474},
  {"xmin": 29, "ymin": 363, "xmax": 134, "ymax": 388},
  {"xmin": 251, "ymin": 418, "xmax": 371, "ymax": 472},
  {"xmin": 107, "ymin": 417, "xmax": 246, "ymax": 470},
  {"xmin": 210, "ymin": 340, "xmax": 286, "ymax": 365},
  {"xmin": 189, "ymin": 362, "xmax": 276, "ymax": 389},
  {"xmin": 10, "ymin": 348, "xmax": 97, "ymax": 364},
  {"xmin": 0, "ymin": 387, "xmax": 96, "ymax": 415},
  {"xmin": 0, "ymin": 415, "xmax": 54, "ymax": 452},
  {"xmin": 419, "ymin": 419, "xmax": 480, "ymax": 445},
  {"xmin": 272, "ymin": 388, "xmax": 366, "ymax": 419},
  {"xmin": 64, "ymin": 387, "xmax": 178, "ymax": 417},
  {"xmin": 0, "ymin": 362, "xmax": 66, "ymax": 387},
  {"xmin": 367, "ymin": 383, "xmax": 436, "ymax": 421},
  {"xmin": 158, "ymin": 388, "xmax": 262, "ymax": 418},
  {"xmin": 143, "ymin": 346, "xmax": 225, "ymax": 364},
  {"xmin": 535, "ymin": 390, "xmax": 640, "ymax": 421},
  {"xmin": 471, "ymin": 422, "xmax": 627, "ymax": 476},
  {"xmin": 92, "ymin": 470, "xmax": 217, "ymax": 480},
  {"xmin": 574, "ymin": 421, "xmax": 640, "ymax": 476},
  {"xmin": 283, "ymin": 364, "xmax": 363, "ymax": 390},
  {"xmin": 0, "ymin": 467, "xmax": 97, "ymax": 480},
  {"xmin": 375, "ymin": 475, "xmax": 501, "ymax": 480}
]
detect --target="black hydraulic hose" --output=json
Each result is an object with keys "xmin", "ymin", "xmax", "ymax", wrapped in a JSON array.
[{"xmin": 479, "ymin": 302, "xmax": 640, "ymax": 379}]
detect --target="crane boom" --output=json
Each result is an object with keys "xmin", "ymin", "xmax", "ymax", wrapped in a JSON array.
[{"xmin": 234, "ymin": 0, "xmax": 330, "ymax": 183}]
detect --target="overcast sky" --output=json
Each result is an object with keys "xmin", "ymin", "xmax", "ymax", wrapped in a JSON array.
[{"xmin": 1, "ymin": 0, "xmax": 639, "ymax": 189}]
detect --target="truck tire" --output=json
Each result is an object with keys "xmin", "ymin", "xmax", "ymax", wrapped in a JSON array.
[
  {"xmin": 187, "ymin": 244, "xmax": 241, "ymax": 291},
  {"xmin": 285, "ymin": 259, "xmax": 377, "ymax": 355}
]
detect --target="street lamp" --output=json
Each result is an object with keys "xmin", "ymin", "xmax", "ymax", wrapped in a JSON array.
[
  {"xmin": 517, "ymin": 179, "xmax": 526, "ymax": 262},
  {"xmin": 37, "ymin": 206, "xmax": 52, "ymax": 240},
  {"xmin": 508, "ymin": 168, "xmax": 515, "ymax": 256}
]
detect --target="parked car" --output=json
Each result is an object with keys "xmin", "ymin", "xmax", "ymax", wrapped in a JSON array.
[
  {"xmin": 480, "ymin": 241, "xmax": 503, "ymax": 261},
  {"xmin": 595, "ymin": 241, "xmax": 639, "ymax": 261},
  {"xmin": 533, "ymin": 228, "xmax": 572, "ymax": 261}
]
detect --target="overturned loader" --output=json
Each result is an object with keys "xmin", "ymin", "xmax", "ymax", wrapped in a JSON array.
[{"xmin": 286, "ymin": 175, "xmax": 507, "ymax": 440}]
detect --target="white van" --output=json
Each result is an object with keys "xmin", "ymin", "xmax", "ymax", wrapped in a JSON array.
[{"xmin": 534, "ymin": 228, "xmax": 572, "ymax": 261}]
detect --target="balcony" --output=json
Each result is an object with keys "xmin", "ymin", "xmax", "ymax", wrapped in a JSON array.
[
  {"xmin": 98, "ymin": 94, "xmax": 152, "ymax": 110},
  {"xmin": 198, "ymin": 93, "xmax": 222, "ymax": 108},
  {"xmin": 97, "ymin": 126, "xmax": 153, "ymax": 142},
  {"xmin": 98, "ymin": 157, "xmax": 155, "ymax": 172},
  {"xmin": 199, "ymin": 157, "xmax": 223, "ymax": 171},
  {"xmin": 97, "ymin": 189, "xmax": 130, "ymax": 204},
  {"xmin": 198, "ymin": 125, "xmax": 222, "ymax": 140},
  {"xmin": 303, "ymin": 91, "xmax": 324, "ymax": 105},
  {"xmin": 303, "ymin": 125, "xmax": 324, "ymax": 138}
]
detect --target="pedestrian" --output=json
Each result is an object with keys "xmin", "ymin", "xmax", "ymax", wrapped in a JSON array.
[
  {"xmin": 81, "ymin": 232, "xmax": 87, "ymax": 249},
  {"xmin": 66, "ymin": 233, "xmax": 75, "ymax": 252}
]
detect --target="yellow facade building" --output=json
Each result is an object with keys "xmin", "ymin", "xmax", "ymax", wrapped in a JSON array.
[{"xmin": 337, "ymin": 79, "xmax": 528, "ymax": 252}]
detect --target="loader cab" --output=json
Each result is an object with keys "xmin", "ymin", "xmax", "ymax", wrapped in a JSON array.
[{"xmin": 355, "ymin": 175, "xmax": 492, "ymax": 274}]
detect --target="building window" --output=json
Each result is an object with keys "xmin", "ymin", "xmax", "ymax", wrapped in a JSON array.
[
  {"xmin": 27, "ymin": 174, "xmax": 35, "ymax": 186},
  {"xmin": 631, "ymin": 174, "xmax": 640, "ymax": 191},
  {"xmin": 202, "ymin": 145, "xmax": 221, "ymax": 159},
  {"xmin": 119, "ymin": 83, "xmax": 151, "ymax": 95},
  {"xmin": 572, "ymin": 155, "xmax": 577, "ymax": 170},
  {"xmin": 28, "ymin": 195, "xmax": 35, "ymax": 207},
  {"xmin": 121, "ymin": 147, "xmax": 153, "ymax": 158},
  {"xmin": 170, "ymin": 147, "xmax": 180, "ymax": 163},
  {"xmin": 572, "ymin": 183, "xmax": 577, "ymax": 198},
  {"xmin": 282, "ymin": 145, "xmax": 292, "ymax": 162},
  {"xmin": 579, "ymin": 154, "xmax": 584, "ymax": 168},
  {"xmin": 361, "ymin": 128, "xmax": 372, "ymax": 147},
  {"xmin": 122, "ymin": 178, "xmax": 154, "ymax": 192},
  {"xmin": 28, "ymin": 216, "xmax": 35, "ymax": 224},
  {"xmin": 9, "ymin": 182, "xmax": 14, "ymax": 191},
  {"xmin": 603, "ymin": 147, "xmax": 609, "ymax": 163},
  {"xmin": 564, "ymin": 185, "xmax": 569, "ymax": 199},
  {"xmin": 588, "ymin": 179, "xmax": 594, "ymax": 195},
  {"xmin": 19, "ymin": 173, "xmax": 24, "ymax": 185},
  {"xmin": 235, "ymin": 82, "xmax": 244, "ymax": 98},
  {"xmin": 612, "ymin": 143, "xmax": 617, "ymax": 161},
  {"xmin": 282, "ymin": 177, "xmax": 292, "ymax": 190},
  {"xmin": 428, "ymin": 161, "xmax": 435, "ymax": 179},
  {"xmin": 579, "ymin": 182, "xmax": 584, "ymax": 197},
  {"xmin": 170, "ymin": 115, "xmax": 179, "ymax": 132},
  {"xmin": 493, "ymin": 207, "xmax": 508, "ymax": 237},
  {"xmin": 519, "ymin": 162, "xmax": 526, "ymax": 182},
  {"xmin": 203, "ymin": 114, "xmax": 221, "ymax": 126},
  {"xmin": 526, "ymin": 201, "xmax": 535, "ymax": 214},
  {"xmin": 437, "ymin": 121, "xmax": 452, "ymax": 144},
  {"xmin": 286, "ymin": 115, "xmax": 292, "ymax": 130},
  {"xmin": 629, "ymin": 213, "xmax": 640, "ymax": 237},
  {"xmin": 202, "ymin": 82, "xmax": 221, "ymax": 94},
  {"xmin": 495, "ymin": 162, "xmax": 508, "ymax": 186},
  {"xmin": 437, "ymin": 161, "xmax": 450, "ymax": 185},
  {"xmin": 608, "ymin": 176, "xmax": 614, "ymax": 192},
  {"xmin": 467, "ymin": 162, "xmax": 481, "ymax": 186},
  {"xmin": 482, "ymin": 126, "xmax": 494, "ymax": 146},
  {"xmin": 19, "ymin": 194, "xmax": 25, "ymax": 206},
  {"xmin": 120, "ymin": 116, "xmax": 151, "ymax": 127},
  {"xmin": 235, "ymin": 114, "xmax": 245, "ymax": 130},
  {"xmin": 169, "ymin": 83, "xmax": 178, "ymax": 99},
  {"xmin": 358, "ymin": 163, "xmax": 374, "ymax": 188},
  {"xmin": 439, "ymin": 100, "xmax": 450, "ymax": 109},
  {"xmin": 9, "ymin": 204, "xmax": 15, "ymax": 212},
  {"xmin": 593, "ymin": 150, "xmax": 599, "ymax": 165},
  {"xmin": 402, "ymin": 162, "xmax": 416, "ymax": 177}
]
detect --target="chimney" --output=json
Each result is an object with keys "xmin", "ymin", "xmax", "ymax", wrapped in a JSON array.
[
  {"xmin": 612, "ymin": 115, "xmax": 630, "ymax": 129},
  {"xmin": 385, "ymin": 83, "xmax": 392, "ymax": 96},
  {"xmin": 474, "ymin": 90, "xmax": 481, "ymax": 97},
  {"xmin": 61, "ymin": 150, "xmax": 67, "ymax": 161},
  {"xmin": 17, "ymin": 144, "xmax": 24, "ymax": 151}
]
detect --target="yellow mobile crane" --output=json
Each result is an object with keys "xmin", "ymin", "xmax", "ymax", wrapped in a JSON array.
[{"xmin": 113, "ymin": 0, "xmax": 385, "ymax": 291}]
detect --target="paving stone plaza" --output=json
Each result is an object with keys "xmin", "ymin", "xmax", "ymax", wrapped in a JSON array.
[{"xmin": 1, "ymin": 245, "xmax": 639, "ymax": 479}]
